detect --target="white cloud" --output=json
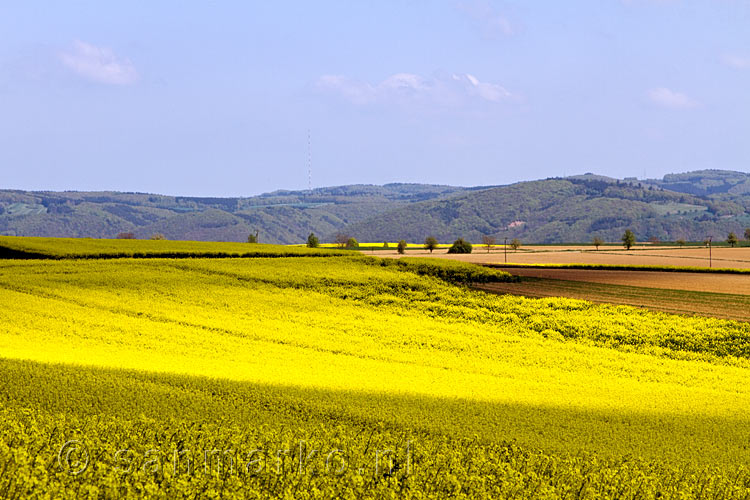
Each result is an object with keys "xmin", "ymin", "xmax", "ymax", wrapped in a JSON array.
[
  {"xmin": 59, "ymin": 40, "xmax": 137, "ymax": 85},
  {"xmin": 647, "ymin": 87, "xmax": 697, "ymax": 109},
  {"xmin": 721, "ymin": 54, "xmax": 750, "ymax": 70},
  {"xmin": 453, "ymin": 73, "xmax": 511, "ymax": 102},
  {"xmin": 315, "ymin": 75, "xmax": 374, "ymax": 104},
  {"xmin": 380, "ymin": 73, "xmax": 430, "ymax": 93},
  {"xmin": 457, "ymin": 1, "xmax": 513, "ymax": 38},
  {"xmin": 316, "ymin": 71, "xmax": 513, "ymax": 108}
]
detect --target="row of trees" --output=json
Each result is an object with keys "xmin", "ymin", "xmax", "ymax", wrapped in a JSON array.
[
  {"xmin": 727, "ymin": 228, "xmax": 750, "ymax": 247},
  {"xmin": 303, "ymin": 232, "xmax": 523, "ymax": 255},
  {"xmin": 604, "ymin": 228, "xmax": 750, "ymax": 250},
  {"xmin": 261, "ymin": 228, "xmax": 750, "ymax": 251}
]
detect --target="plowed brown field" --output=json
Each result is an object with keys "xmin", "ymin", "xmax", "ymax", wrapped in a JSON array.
[
  {"xmin": 369, "ymin": 245, "xmax": 750, "ymax": 320},
  {"xmin": 491, "ymin": 267, "xmax": 750, "ymax": 295},
  {"xmin": 475, "ymin": 277, "xmax": 750, "ymax": 322},
  {"xmin": 374, "ymin": 245, "xmax": 750, "ymax": 269}
]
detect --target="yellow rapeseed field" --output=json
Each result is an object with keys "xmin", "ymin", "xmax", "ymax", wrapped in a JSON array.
[{"xmin": 1, "ymin": 254, "xmax": 750, "ymax": 498}]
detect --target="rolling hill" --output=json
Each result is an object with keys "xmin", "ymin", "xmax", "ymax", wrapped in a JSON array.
[
  {"xmin": 341, "ymin": 173, "xmax": 750, "ymax": 243},
  {"xmin": 644, "ymin": 169, "xmax": 750, "ymax": 210},
  {"xmin": 0, "ymin": 184, "xmax": 470, "ymax": 244},
  {"xmin": 2, "ymin": 170, "xmax": 749, "ymax": 244}
]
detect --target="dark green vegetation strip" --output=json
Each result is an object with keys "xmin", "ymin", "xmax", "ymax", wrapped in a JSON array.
[
  {"xmin": 368, "ymin": 256, "xmax": 518, "ymax": 284},
  {"xmin": 0, "ymin": 246, "xmax": 49, "ymax": 259},
  {"xmin": 0, "ymin": 235, "xmax": 350, "ymax": 260}
]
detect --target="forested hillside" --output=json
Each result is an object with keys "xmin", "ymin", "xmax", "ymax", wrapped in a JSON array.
[
  {"xmin": 342, "ymin": 174, "xmax": 750, "ymax": 243},
  {"xmin": 0, "ymin": 184, "xmax": 468, "ymax": 244},
  {"xmin": 2, "ymin": 171, "xmax": 749, "ymax": 244}
]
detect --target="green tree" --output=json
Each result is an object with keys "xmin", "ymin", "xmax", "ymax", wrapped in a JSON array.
[
  {"xmin": 592, "ymin": 237, "xmax": 603, "ymax": 250},
  {"xmin": 397, "ymin": 240, "xmax": 408, "ymax": 254},
  {"xmin": 306, "ymin": 233, "xmax": 319, "ymax": 248},
  {"xmin": 247, "ymin": 230, "xmax": 259, "ymax": 243},
  {"xmin": 345, "ymin": 237, "xmax": 359, "ymax": 250},
  {"xmin": 510, "ymin": 239, "xmax": 521, "ymax": 251},
  {"xmin": 621, "ymin": 230, "xmax": 636, "ymax": 250},
  {"xmin": 424, "ymin": 236, "xmax": 438, "ymax": 253},
  {"xmin": 447, "ymin": 238, "xmax": 472, "ymax": 254},
  {"xmin": 676, "ymin": 239, "xmax": 686, "ymax": 248},
  {"xmin": 482, "ymin": 235, "xmax": 496, "ymax": 253},
  {"xmin": 727, "ymin": 232, "xmax": 738, "ymax": 248},
  {"xmin": 382, "ymin": 241, "xmax": 389, "ymax": 249}
]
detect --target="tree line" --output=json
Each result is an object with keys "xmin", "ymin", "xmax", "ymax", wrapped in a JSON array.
[{"xmin": 293, "ymin": 227, "xmax": 750, "ymax": 253}]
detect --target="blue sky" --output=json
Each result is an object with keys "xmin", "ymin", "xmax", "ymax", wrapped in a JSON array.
[{"xmin": 1, "ymin": 1, "xmax": 749, "ymax": 196}]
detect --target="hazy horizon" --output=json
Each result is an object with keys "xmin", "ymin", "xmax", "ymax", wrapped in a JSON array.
[
  {"xmin": 2, "ymin": 1, "xmax": 749, "ymax": 196},
  {"xmin": 1, "ymin": 168, "xmax": 744, "ymax": 200}
]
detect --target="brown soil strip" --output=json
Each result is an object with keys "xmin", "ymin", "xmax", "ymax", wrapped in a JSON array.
[
  {"xmin": 476, "ymin": 277, "xmax": 750, "ymax": 323},
  {"xmin": 491, "ymin": 267, "xmax": 750, "ymax": 295}
]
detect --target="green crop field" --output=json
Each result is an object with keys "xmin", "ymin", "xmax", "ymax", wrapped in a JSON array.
[{"xmin": 2, "ymin": 248, "xmax": 750, "ymax": 498}]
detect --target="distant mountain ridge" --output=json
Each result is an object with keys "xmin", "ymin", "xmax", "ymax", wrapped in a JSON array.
[
  {"xmin": 644, "ymin": 169, "xmax": 750, "ymax": 199},
  {"xmin": 0, "ymin": 184, "xmax": 472, "ymax": 244},
  {"xmin": 2, "ymin": 171, "xmax": 749, "ymax": 244}
]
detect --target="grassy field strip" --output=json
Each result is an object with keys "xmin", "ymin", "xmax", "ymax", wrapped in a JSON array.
[
  {"xmin": 0, "ymin": 235, "xmax": 348, "ymax": 259},
  {"xmin": 476, "ymin": 277, "xmax": 750, "ymax": 322}
]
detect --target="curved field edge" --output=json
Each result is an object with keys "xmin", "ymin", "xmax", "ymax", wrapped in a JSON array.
[{"xmin": 2, "ymin": 358, "xmax": 750, "ymax": 499}]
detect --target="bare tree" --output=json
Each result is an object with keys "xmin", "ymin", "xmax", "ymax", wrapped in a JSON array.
[
  {"xmin": 481, "ymin": 235, "xmax": 496, "ymax": 253},
  {"xmin": 424, "ymin": 236, "xmax": 438, "ymax": 253},
  {"xmin": 510, "ymin": 239, "xmax": 521, "ymax": 251},
  {"xmin": 334, "ymin": 233, "xmax": 349, "ymax": 249},
  {"xmin": 592, "ymin": 237, "xmax": 603, "ymax": 250}
]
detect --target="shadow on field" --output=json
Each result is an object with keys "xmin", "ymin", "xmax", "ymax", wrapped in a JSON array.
[{"xmin": 1, "ymin": 357, "xmax": 747, "ymax": 468}]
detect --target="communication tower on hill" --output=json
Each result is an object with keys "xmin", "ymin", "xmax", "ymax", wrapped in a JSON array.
[{"xmin": 307, "ymin": 129, "xmax": 312, "ymax": 192}]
